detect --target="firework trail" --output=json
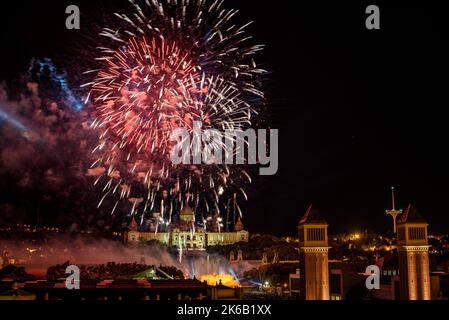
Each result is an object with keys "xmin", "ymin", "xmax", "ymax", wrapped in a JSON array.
[{"xmin": 84, "ymin": 0, "xmax": 265, "ymax": 231}]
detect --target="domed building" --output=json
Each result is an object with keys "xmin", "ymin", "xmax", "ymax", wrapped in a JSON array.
[
  {"xmin": 124, "ymin": 206, "xmax": 249, "ymax": 250},
  {"xmin": 179, "ymin": 205, "xmax": 195, "ymax": 225}
]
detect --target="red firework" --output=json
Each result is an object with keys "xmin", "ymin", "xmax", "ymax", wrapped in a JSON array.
[{"xmin": 90, "ymin": 36, "xmax": 200, "ymax": 158}]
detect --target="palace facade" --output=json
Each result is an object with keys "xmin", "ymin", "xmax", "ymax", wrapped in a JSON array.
[{"xmin": 124, "ymin": 205, "xmax": 249, "ymax": 249}]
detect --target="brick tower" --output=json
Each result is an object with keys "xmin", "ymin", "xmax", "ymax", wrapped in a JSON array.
[
  {"xmin": 397, "ymin": 204, "xmax": 431, "ymax": 300},
  {"xmin": 298, "ymin": 204, "xmax": 330, "ymax": 300}
]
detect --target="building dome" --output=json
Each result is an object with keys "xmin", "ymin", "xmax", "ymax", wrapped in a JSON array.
[
  {"xmin": 129, "ymin": 216, "xmax": 138, "ymax": 231},
  {"xmin": 234, "ymin": 217, "xmax": 244, "ymax": 231},
  {"xmin": 180, "ymin": 205, "xmax": 193, "ymax": 215},
  {"xmin": 180, "ymin": 205, "xmax": 194, "ymax": 223}
]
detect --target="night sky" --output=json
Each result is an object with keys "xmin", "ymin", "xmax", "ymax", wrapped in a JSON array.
[{"xmin": 0, "ymin": 1, "xmax": 447, "ymax": 235}]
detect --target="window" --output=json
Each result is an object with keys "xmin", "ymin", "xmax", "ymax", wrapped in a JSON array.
[
  {"xmin": 408, "ymin": 227, "xmax": 425, "ymax": 240},
  {"xmin": 307, "ymin": 228, "xmax": 325, "ymax": 241}
]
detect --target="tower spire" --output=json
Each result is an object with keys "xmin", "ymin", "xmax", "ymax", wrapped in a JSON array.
[
  {"xmin": 386, "ymin": 186, "xmax": 402, "ymax": 234},
  {"xmin": 391, "ymin": 186, "xmax": 396, "ymax": 210}
]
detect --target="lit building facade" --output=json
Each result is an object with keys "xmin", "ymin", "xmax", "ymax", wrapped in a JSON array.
[
  {"xmin": 298, "ymin": 204, "xmax": 330, "ymax": 300},
  {"xmin": 124, "ymin": 206, "xmax": 249, "ymax": 249},
  {"xmin": 397, "ymin": 204, "xmax": 431, "ymax": 300}
]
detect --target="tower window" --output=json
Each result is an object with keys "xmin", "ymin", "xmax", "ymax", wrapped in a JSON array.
[
  {"xmin": 306, "ymin": 227, "xmax": 325, "ymax": 241},
  {"xmin": 408, "ymin": 227, "xmax": 426, "ymax": 240}
]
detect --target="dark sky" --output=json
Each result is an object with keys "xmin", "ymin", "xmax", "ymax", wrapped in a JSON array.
[{"xmin": 0, "ymin": 1, "xmax": 447, "ymax": 235}]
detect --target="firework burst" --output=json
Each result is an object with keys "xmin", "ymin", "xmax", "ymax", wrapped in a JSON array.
[
  {"xmin": 84, "ymin": 0, "xmax": 265, "ymax": 231},
  {"xmin": 88, "ymin": 36, "xmax": 201, "ymax": 159}
]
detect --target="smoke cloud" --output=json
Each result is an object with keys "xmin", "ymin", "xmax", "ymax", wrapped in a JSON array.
[
  {"xmin": 0, "ymin": 60, "xmax": 117, "ymax": 230},
  {"xmin": 0, "ymin": 234, "xmax": 253, "ymax": 279}
]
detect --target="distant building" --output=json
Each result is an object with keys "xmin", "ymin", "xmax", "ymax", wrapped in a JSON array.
[
  {"xmin": 429, "ymin": 272, "xmax": 449, "ymax": 300},
  {"xmin": 288, "ymin": 269, "xmax": 301, "ymax": 298},
  {"xmin": 329, "ymin": 268, "xmax": 365, "ymax": 300},
  {"xmin": 373, "ymin": 253, "xmax": 400, "ymax": 300},
  {"xmin": 124, "ymin": 206, "xmax": 249, "ymax": 249}
]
